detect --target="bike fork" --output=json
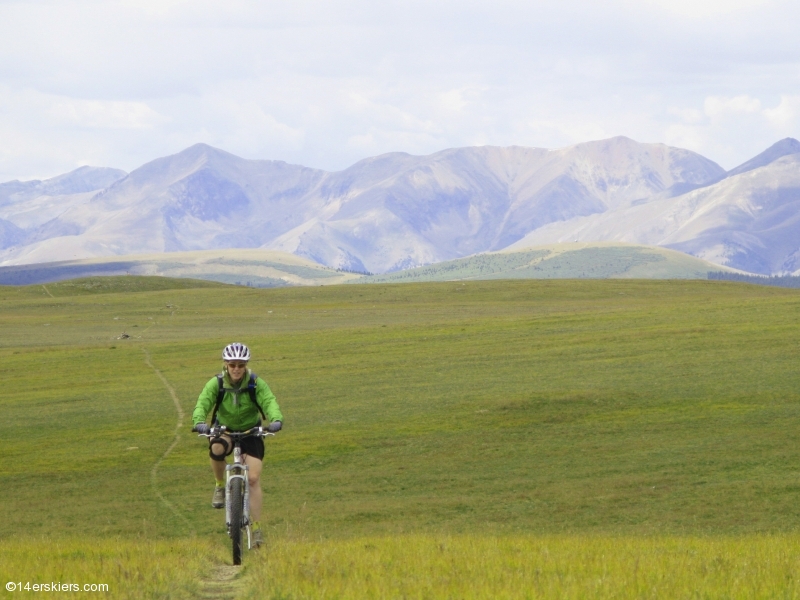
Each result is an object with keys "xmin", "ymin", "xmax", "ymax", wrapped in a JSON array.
[
  {"xmin": 225, "ymin": 475, "xmax": 251, "ymax": 545},
  {"xmin": 243, "ymin": 474, "xmax": 252, "ymax": 548}
]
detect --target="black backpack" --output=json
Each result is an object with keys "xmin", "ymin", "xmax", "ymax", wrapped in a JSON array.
[{"xmin": 210, "ymin": 372, "xmax": 266, "ymax": 425}]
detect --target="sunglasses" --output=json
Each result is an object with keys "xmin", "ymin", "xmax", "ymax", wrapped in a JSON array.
[{"xmin": 227, "ymin": 362, "xmax": 248, "ymax": 369}]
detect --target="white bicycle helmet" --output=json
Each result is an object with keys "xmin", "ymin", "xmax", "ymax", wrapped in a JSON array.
[{"xmin": 222, "ymin": 342, "xmax": 250, "ymax": 362}]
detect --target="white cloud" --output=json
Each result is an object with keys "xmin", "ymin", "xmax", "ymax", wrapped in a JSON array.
[
  {"xmin": 47, "ymin": 98, "xmax": 166, "ymax": 129},
  {"xmin": 763, "ymin": 95, "xmax": 800, "ymax": 128},
  {"xmin": 661, "ymin": 94, "xmax": 800, "ymax": 169},
  {"xmin": 624, "ymin": 0, "xmax": 774, "ymax": 19},
  {"xmin": 704, "ymin": 95, "xmax": 762, "ymax": 120},
  {"xmin": 438, "ymin": 88, "xmax": 480, "ymax": 114},
  {"xmin": 0, "ymin": 0, "xmax": 799, "ymax": 178},
  {"xmin": 663, "ymin": 124, "xmax": 707, "ymax": 153},
  {"xmin": 667, "ymin": 107, "xmax": 704, "ymax": 124}
]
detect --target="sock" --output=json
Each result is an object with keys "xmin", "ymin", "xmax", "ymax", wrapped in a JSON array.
[{"xmin": 215, "ymin": 479, "xmax": 224, "ymax": 488}]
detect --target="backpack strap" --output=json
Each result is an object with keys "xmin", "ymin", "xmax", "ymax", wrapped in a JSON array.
[
  {"xmin": 248, "ymin": 372, "xmax": 267, "ymax": 421},
  {"xmin": 210, "ymin": 374, "xmax": 225, "ymax": 425}
]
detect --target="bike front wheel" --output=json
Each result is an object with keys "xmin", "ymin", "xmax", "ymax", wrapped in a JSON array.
[{"xmin": 229, "ymin": 478, "xmax": 244, "ymax": 565}]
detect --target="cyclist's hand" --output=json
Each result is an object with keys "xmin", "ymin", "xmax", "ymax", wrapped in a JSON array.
[
  {"xmin": 267, "ymin": 420, "xmax": 282, "ymax": 433},
  {"xmin": 193, "ymin": 423, "xmax": 210, "ymax": 434}
]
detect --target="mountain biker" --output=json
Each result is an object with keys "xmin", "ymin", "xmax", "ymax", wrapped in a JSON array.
[{"xmin": 191, "ymin": 342, "xmax": 283, "ymax": 547}]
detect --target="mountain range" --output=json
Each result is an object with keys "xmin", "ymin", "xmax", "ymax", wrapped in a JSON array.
[{"xmin": 1, "ymin": 137, "xmax": 798, "ymax": 275}]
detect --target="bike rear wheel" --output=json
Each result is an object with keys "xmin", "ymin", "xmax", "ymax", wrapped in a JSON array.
[{"xmin": 230, "ymin": 478, "xmax": 244, "ymax": 565}]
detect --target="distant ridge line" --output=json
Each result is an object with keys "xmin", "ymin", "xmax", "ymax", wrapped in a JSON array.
[{"xmin": 708, "ymin": 271, "xmax": 800, "ymax": 289}]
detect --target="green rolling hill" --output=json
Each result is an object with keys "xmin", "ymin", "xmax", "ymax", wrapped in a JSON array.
[
  {"xmin": 0, "ymin": 244, "xmax": 739, "ymax": 289},
  {"xmin": 0, "ymin": 248, "xmax": 361, "ymax": 287},
  {"xmin": 362, "ymin": 243, "xmax": 737, "ymax": 283}
]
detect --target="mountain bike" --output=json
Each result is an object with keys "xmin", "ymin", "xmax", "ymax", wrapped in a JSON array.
[{"xmin": 197, "ymin": 424, "xmax": 273, "ymax": 565}]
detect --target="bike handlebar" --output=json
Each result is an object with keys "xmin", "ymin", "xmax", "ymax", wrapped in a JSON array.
[{"xmin": 196, "ymin": 425, "xmax": 274, "ymax": 439}]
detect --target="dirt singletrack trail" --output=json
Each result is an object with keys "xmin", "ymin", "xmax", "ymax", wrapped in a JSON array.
[
  {"xmin": 143, "ymin": 348, "xmax": 254, "ymax": 598},
  {"xmin": 143, "ymin": 348, "xmax": 193, "ymax": 530},
  {"xmin": 196, "ymin": 565, "xmax": 246, "ymax": 600}
]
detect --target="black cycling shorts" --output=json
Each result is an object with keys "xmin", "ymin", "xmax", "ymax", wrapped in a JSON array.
[{"xmin": 208, "ymin": 434, "xmax": 265, "ymax": 462}]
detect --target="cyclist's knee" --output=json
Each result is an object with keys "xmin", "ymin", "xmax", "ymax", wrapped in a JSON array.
[
  {"xmin": 248, "ymin": 473, "xmax": 260, "ymax": 487},
  {"xmin": 209, "ymin": 441, "xmax": 229, "ymax": 461}
]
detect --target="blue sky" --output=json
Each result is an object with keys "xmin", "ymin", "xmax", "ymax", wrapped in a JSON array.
[{"xmin": 0, "ymin": 0, "xmax": 798, "ymax": 179}]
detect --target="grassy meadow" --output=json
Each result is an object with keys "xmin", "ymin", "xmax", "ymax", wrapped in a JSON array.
[{"xmin": 2, "ymin": 276, "xmax": 800, "ymax": 597}]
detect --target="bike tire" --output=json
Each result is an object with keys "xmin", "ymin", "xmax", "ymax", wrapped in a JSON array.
[{"xmin": 230, "ymin": 478, "xmax": 244, "ymax": 565}]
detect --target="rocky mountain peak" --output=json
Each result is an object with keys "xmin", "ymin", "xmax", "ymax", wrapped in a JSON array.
[{"xmin": 727, "ymin": 138, "xmax": 800, "ymax": 177}]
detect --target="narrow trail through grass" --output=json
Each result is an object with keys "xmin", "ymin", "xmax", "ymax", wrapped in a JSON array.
[
  {"xmin": 144, "ymin": 344, "xmax": 247, "ymax": 591},
  {"xmin": 143, "ymin": 347, "xmax": 192, "ymax": 532},
  {"xmin": 197, "ymin": 565, "xmax": 245, "ymax": 600}
]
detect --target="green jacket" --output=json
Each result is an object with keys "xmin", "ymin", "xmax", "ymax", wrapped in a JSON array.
[{"xmin": 192, "ymin": 369, "xmax": 283, "ymax": 431}]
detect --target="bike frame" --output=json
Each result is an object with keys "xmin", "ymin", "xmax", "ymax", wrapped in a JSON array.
[{"xmin": 199, "ymin": 425, "xmax": 273, "ymax": 555}]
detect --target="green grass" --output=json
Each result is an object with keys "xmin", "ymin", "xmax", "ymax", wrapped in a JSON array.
[
  {"xmin": 245, "ymin": 535, "xmax": 800, "ymax": 599},
  {"xmin": 6, "ymin": 535, "xmax": 800, "ymax": 599},
  {"xmin": 2, "ymin": 276, "xmax": 800, "ymax": 597},
  {"xmin": 0, "ymin": 538, "xmax": 220, "ymax": 599},
  {"xmin": 41, "ymin": 275, "xmax": 228, "ymax": 295},
  {"xmin": 363, "ymin": 249, "xmax": 552, "ymax": 282}
]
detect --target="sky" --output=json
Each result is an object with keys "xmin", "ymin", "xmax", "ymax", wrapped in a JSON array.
[{"xmin": 0, "ymin": 0, "xmax": 799, "ymax": 180}]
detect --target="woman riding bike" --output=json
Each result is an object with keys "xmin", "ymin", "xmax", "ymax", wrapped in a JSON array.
[{"xmin": 191, "ymin": 342, "xmax": 283, "ymax": 547}]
